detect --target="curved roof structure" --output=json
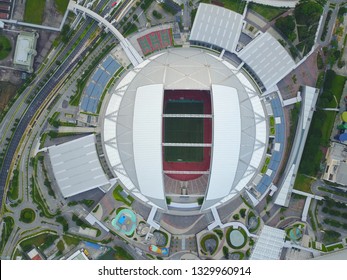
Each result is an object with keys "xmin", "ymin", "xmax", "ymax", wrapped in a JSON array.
[
  {"xmin": 102, "ymin": 48, "xmax": 268, "ymax": 211},
  {"xmin": 238, "ymin": 32, "xmax": 296, "ymax": 90},
  {"xmin": 189, "ymin": 3, "xmax": 243, "ymax": 53}
]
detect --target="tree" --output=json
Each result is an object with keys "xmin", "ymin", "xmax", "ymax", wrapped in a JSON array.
[
  {"xmin": 275, "ymin": 16, "xmax": 296, "ymax": 40},
  {"xmin": 294, "ymin": 1, "xmax": 323, "ymax": 26}
]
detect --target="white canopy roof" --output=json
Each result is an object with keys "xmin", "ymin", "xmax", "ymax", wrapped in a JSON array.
[
  {"xmin": 206, "ymin": 85, "xmax": 241, "ymax": 200},
  {"xmin": 133, "ymin": 85, "xmax": 165, "ymax": 200},
  {"xmin": 251, "ymin": 225, "xmax": 286, "ymax": 260},
  {"xmin": 238, "ymin": 32, "xmax": 296, "ymax": 90},
  {"xmin": 190, "ymin": 3, "xmax": 243, "ymax": 53},
  {"xmin": 48, "ymin": 134, "xmax": 109, "ymax": 198}
]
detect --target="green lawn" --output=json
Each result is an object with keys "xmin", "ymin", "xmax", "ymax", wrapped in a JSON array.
[
  {"xmin": 165, "ymin": 146, "xmax": 204, "ymax": 162},
  {"xmin": 63, "ymin": 235, "xmax": 81, "ymax": 246},
  {"xmin": 249, "ymin": 3, "xmax": 287, "ymax": 21},
  {"xmin": 200, "ymin": 234, "xmax": 219, "ymax": 255},
  {"xmin": 220, "ymin": 0, "xmax": 246, "ymax": 14},
  {"xmin": 299, "ymin": 71, "xmax": 346, "ymax": 175},
  {"xmin": 260, "ymin": 157, "xmax": 271, "ymax": 174},
  {"xmin": 19, "ymin": 208, "xmax": 36, "ymax": 223},
  {"xmin": 54, "ymin": 0, "xmax": 69, "ymax": 14},
  {"xmin": 164, "ymin": 117, "xmax": 203, "ymax": 143},
  {"xmin": 123, "ymin": 23, "xmax": 138, "ymax": 37},
  {"xmin": 293, "ymin": 173, "xmax": 313, "ymax": 194},
  {"xmin": 24, "ymin": 0, "xmax": 46, "ymax": 25},
  {"xmin": 0, "ymin": 217, "xmax": 14, "ymax": 253},
  {"xmin": 113, "ymin": 185, "xmax": 134, "ymax": 206},
  {"xmin": 8, "ymin": 168, "xmax": 19, "ymax": 201},
  {"xmin": 98, "ymin": 247, "xmax": 134, "ymax": 260},
  {"xmin": 20, "ymin": 232, "xmax": 59, "ymax": 252},
  {"xmin": 0, "ymin": 35, "xmax": 11, "ymax": 60}
]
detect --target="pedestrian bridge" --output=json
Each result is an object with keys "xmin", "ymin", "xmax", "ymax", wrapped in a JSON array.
[{"xmin": 68, "ymin": 1, "xmax": 143, "ymax": 66}]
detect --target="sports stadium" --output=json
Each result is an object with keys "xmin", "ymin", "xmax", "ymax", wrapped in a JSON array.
[{"xmin": 102, "ymin": 47, "xmax": 268, "ymax": 212}]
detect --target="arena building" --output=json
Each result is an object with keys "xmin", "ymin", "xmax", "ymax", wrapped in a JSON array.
[{"xmin": 102, "ymin": 47, "xmax": 268, "ymax": 212}]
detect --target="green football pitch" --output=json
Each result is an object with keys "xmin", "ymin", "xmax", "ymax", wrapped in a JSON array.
[
  {"xmin": 164, "ymin": 117, "xmax": 203, "ymax": 143},
  {"xmin": 164, "ymin": 146, "xmax": 203, "ymax": 162},
  {"xmin": 163, "ymin": 100, "xmax": 205, "ymax": 162}
]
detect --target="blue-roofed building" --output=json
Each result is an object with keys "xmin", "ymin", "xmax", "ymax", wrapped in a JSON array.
[{"xmin": 80, "ymin": 55, "xmax": 121, "ymax": 114}]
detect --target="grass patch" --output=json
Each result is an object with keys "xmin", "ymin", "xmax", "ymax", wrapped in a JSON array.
[
  {"xmin": 56, "ymin": 216, "xmax": 69, "ymax": 232},
  {"xmin": 98, "ymin": 247, "xmax": 134, "ymax": 260},
  {"xmin": 261, "ymin": 156, "xmax": 271, "ymax": 174},
  {"xmin": 57, "ymin": 240, "xmax": 65, "ymax": 252},
  {"xmin": 323, "ymin": 230, "xmax": 341, "ymax": 244},
  {"xmin": 326, "ymin": 243, "xmax": 343, "ymax": 252},
  {"xmin": 318, "ymin": 186, "xmax": 347, "ymax": 198},
  {"xmin": 0, "ymin": 35, "xmax": 12, "ymax": 60},
  {"xmin": 200, "ymin": 234, "xmax": 219, "ymax": 255},
  {"xmin": 123, "ymin": 23, "xmax": 138, "ymax": 37},
  {"xmin": 63, "ymin": 235, "xmax": 81, "ymax": 246},
  {"xmin": 308, "ymin": 210, "xmax": 316, "ymax": 231},
  {"xmin": 20, "ymin": 232, "xmax": 58, "ymax": 252},
  {"xmin": 248, "ymin": 211, "xmax": 260, "ymax": 233},
  {"xmin": 19, "ymin": 208, "xmax": 36, "ymax": 224},
  {"xmin": 249, "ymin": 3, "xmax": 287, "ymax": 21},
  {"xmin": 24, "ymin": 0, "xmax": 46, "ymax": 24},
  {"xmin": 113, "ymin": 185, "xmax": 134, "ymax": 206},
  {"xmin": 213, "ymin": 229, "xmax": 224, "ymax": 240},
  {"xmin": 293, "ymin": 173, "xmax": 313, "ymax": 193},
  {"xmin": 0, "ymin": 216, "xmax": 14, "ymax": 254},
  {"xmin": 8, "ymin": 168, "xmax": 19, "ymax": 201},
  {"xmin": 81, "ymin": 199, "xmax": 94, "ymax": 208},
  {"xmin": 299, "ymin": 71, "xmax": 346, "ymax": 175},
  {"xmin": 54, "ymin": 0, "xmax": 69, "ymax": 15},
  {"xmin": 31, "ymin": 177, "xmax": 57, "ymax": 218},
  {"xmin": 219, "ymin": 0, "xmax": 246, "ymax": 14}
]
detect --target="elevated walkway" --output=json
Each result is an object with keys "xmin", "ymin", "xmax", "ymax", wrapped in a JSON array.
[{"xmin": 68, "ymin": 1, "xmax": 143, "ymax": 66}]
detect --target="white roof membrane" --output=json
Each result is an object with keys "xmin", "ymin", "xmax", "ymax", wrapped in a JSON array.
[
  {"xmin": 206, "ymin": 85, "xmax": 241, "ymax": 200},
  {"xmin": 190, "ymin": 3, "xmax": 243, "ymax": 53},
  {"xmin": 48, "ymin": 134, "xmax": 109, "ymax": 197},
  {"xmin": 133, "ymin": 85, "xmax": 165, "ymax": 200},
  {"xmin": 238, "ymin": 32, "xmax": 296, "ymax": 90}
]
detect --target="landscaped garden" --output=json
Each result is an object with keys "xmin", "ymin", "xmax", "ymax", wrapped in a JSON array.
[
  {"xmin": 226, "ymin": 227, "xmax": 248, "ymax": 249},
  {"xmin": 20, "ymin": 232, "xmax": 59, "ymax": 252},
  {"xmin": 249, "ymin": 2, "xmax": 287, "ymax": 21},
  {"xmin": 200, "ymin": 233, "xmax": 219, "ymax": 255},
  {"xmin": 19, "ymin": 208, "xmax": 36, "ymax": 224},
  {"xmin": 299, "ymin": 70, "xmax": 347, "ymax": 176},
  {"xmin": 247, "ymin": 211, "xmax": 260, "ymax": 233},
  {"xmin": 113, "ymin": 185, "xmax": 134, "ymax": 206}
]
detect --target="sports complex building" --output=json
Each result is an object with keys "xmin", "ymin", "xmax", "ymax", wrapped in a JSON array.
[{"xmin": 49, "ymin": 3, "xmax": 311, "ymax": 216}]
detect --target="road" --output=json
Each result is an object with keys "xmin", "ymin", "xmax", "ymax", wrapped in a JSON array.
[
  {"xmin": 316, "ymin": 1, "xmax": 340, "ymax": 46},
  {"xmin": 0, "ymin": 0, "xmax": 112, "ymax": 207},
  {"xmin": 0, "ymin": 0, "xmax": 152, "ymax": 260},
  {"xmin": 311, "ymin": 180, "xmax": 347, "ymax": 204}
]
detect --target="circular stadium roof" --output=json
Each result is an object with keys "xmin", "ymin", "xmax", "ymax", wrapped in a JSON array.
[{"xmin": 102, "ymin": 48, "xmax": 268, "ymax": 211}]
